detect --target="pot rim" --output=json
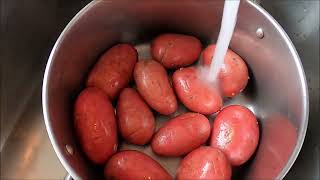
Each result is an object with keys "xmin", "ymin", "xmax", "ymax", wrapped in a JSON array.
[{"xmin": 247, "ymin": 1, "xmax": 309, "ymax": 179}]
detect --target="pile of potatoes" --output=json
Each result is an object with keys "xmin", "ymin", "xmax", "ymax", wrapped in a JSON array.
[{"xmin": 74, "ymin": 33, "xmax": 259, "ymax": 180}]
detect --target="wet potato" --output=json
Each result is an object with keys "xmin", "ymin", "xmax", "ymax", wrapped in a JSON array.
[
  {"xmin": 177, "ymin": 146, "xmax": 232, "ymax": 180},
  {"xmin": 202, "ymin": 44, "xmax": 249, "ymax": 97},
  {"xmin": 210, "ymin": 105, "xmax": 259, "ymax": 166},
  {"xmin": 87, "ymin": 44, "xmax": 138, "ymax": 100},
  {"xmin": 104, "ymin": 150, "xmax": 172, "ymax": 180},
  {"xmin": 151, "ymin": 33, "xmax": 202, "ymax": 69},
  {"xmin": 151, "ymin": 112, "xmax": 211, "ymax": 157},
  {"xmin": 134, "ymin": 60, "xmax": 177, "ymax": 115},
  {"xmin": 72, "ymin": 32, "xmax": 260, "ymax": 179},
  {"xmin": 74, "ymin": 87, "xmax": 118, "ymax": 165},
  {"xmin": 173, "ymin": 66, "xmax": 222, "ymax": 115},
  {"xmin": 117, "ymin": 88, "xmax": 155, "ymax": 145}
]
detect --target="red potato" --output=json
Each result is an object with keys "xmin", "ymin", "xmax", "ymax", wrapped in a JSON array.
[
  {"xmin": 87, "ymin": 44, "xmax": 138, "ymax": 100},
  {"xmin": 173, "ymin": 66, "xmax": 223, "ymax": 115},
  {"xmin": 117, "ymin": 88, "xmax": 155, "ymax": 145},
  {"xmin": 151, "ymin": 112, "xmax": 211, "ymax": 156},
  {"xmin": 210, "ymin": 105, "xmax": 259, "ymax": 166},
  {"xmin": 104, "ymin": 150, "xmax": 172, "ymax": 180},
  {"xmin": 202, "ymin": 44, "xmax": 249, "ymax": 97},
  {"xmin": 177, "ymin": 146, "xmax": 232, "ymax": 180},
  {"xmin": 151, "ymin": 33, "xmax": 202, "ymax": 69},
  {"xmin": 134, "ymin": 60, "xmax": 177, "ymax": 115},
  {"xmin": 74, "ymin": 87, "xmax": 117, "ymax": 165}
]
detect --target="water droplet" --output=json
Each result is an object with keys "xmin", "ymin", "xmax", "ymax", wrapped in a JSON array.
[
  {"xmin": 113, "ymin": 144, "xmax": 117, "ymax": 152},
  {"xmin": 65, "ymin": 144, "xmax": 74, "ymax": 155}
]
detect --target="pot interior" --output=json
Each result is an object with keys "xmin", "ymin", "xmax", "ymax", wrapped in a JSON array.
[{"xmin": 43, "ymin": 0, "xmax": 308, "ymax": 179}]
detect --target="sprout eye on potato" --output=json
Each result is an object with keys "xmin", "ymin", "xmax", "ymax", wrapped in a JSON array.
[{"xmin": 73, "ymin": 33, "xmax": 257, "ymax": 180}]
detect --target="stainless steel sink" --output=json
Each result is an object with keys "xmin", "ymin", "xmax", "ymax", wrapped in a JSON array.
[
  {"xmin": 0, "ymin": 0, "xmax": 91, "ymax": 178},
  {"xmin": 1, "ymin": 0, "xmax": 319, "ymax": 179}
]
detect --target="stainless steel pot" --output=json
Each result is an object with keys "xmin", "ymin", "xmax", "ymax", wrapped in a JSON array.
[{"xmin": 42, "ymin": 0, "xmax": 309, "ymax": 179}]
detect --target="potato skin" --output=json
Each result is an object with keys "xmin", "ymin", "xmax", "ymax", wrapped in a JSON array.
[
  {"xmin": 87, "ymin": 44, "xmax": 138, "ymax": 100},
  {"xmin": 104, "ymin": 150, "xmax": 172, "ymax": 180},
  {"xmin": 117, "ymin": 88, "xmax": 155, "ymax": 145},
  {"xmin": 74, "ymin": 87, "xmax": 117, "ymax": 165},
  {"xmin": 151, "ymin": 33, "xmax": 202, "ymax": 69},
  {"xmin": 202, "ymin": 44, "xmax": 249, "ymax": 97},
  {"xmin": 173, "ymin": 66, "xmax": 222, "ymax": 115},
  {"xmin": 134, "ymin": 60, "xmax": 177, "ymax": 115},
  {"xmin": 177, "ymin": 146, "xmax": 232, "ymax": 180},
  {"xmin": 151, "ymin": 112, "xmax": 211, "ymax": 156},
  {"xmin": 210, "ymin": 105, "xmax": 259, "ymax": 166}
]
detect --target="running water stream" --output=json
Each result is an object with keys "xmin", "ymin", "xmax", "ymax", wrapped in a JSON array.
[{"xmin": 207, "ymin": 0, "xmax": 241, "ymax": 82}]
